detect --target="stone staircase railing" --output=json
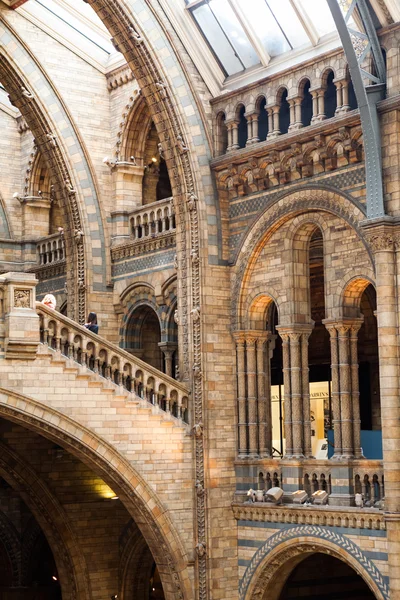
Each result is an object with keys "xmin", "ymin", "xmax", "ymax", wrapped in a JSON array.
[{"xmin": 36, "ymin": 303, "xmax": 190, "ymax": 423}]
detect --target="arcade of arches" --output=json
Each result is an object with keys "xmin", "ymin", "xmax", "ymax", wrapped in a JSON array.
[{"xmin": 0, "ymin": 0, "xmax": 399, "ymax": 600}]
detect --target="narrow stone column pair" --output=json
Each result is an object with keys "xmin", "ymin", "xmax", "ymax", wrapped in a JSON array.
[
  {"xmin": 323, "ymin": 319, "xmax": 363, "ymax": 459},
  {"xmin": 276, "ymin": 325, "xmax": 313, "ymax": 459},
  {"xmin": 225, "ymin": 120, "xmax": 239, "ymax": 151},
  {"xmin": 234, "ymin": 331, "xmax": 274, "ymax": 458}
]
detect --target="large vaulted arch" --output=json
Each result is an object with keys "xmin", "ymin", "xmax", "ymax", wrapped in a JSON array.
[{"xmin": 0, "ymin": 387, "xmax": 192, "ymax": 600}]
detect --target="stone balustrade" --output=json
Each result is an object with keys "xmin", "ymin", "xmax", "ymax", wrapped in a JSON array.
[
  {"xmin": 232, "ymin": 503, "xmax": 386, "ymax": 530},
  {"xmin": 129, "ymin": 197, "xmax": 175, "ymax": 240},
  {"xmin": 37, "ymin": 232, "xmax": 65, "ymax": 265},
  {"xmin": 36, "ymin": 302, "xmax": 189, "ymax": 423},
  {"xmin": 354, "ymin": 462, "xmax": 384, "ymax": 504},
  {"xmin": 237, "ymin": 458, "xmax": 384, "ymax": 508}
]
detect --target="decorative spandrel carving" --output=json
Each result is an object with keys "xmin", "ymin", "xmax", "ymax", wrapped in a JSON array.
[{"xmin": 14, "ymin": 289, "xmax": 31, "ymax": 309}]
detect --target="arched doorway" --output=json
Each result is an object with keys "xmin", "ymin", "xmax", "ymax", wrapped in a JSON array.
[
  {"xmin": 125, "ymin": 305, "xmax": 162, "ymax": 370},
  {"xmin": 279, "ymin": 553, "xmax": 376, "ymax": 599}
]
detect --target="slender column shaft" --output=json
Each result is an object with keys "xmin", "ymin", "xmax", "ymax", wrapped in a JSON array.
[
  {"xmin": 267, "ymin": 108, "xmax": 274, "ymax": 139},
  {"xmin": 350, "ymin": 323, "xmax": 363, "ymax": 458},
  {"xmin": 317, "ymin": 90, "xmax": 325, "ymax": 119},
  {"xmin": 301, "ymin": 332, "xmax": 312, "ymax": 458},
  {"xmin": 311, "ymin": 91, "xmax": 319, "ymax": 123},
  {"xmin": 264, "ymin": 336, "xmax": 275, "ymax": 457},
  {"xmin": 338, "ymin": 324, "xmax": 353, "ymax": 457},
  {"xmin": 231, "ymin": 122, "xmax": 239, "ymax": 150},
  {"xmin": 236, "ymin": 336, "xmax": 247, "ymax": 457},
  {"xmin": 335, "ymin": 81, "xmax": 343, "ymax": 113},
  {"xmin": 290, "ymin": 333, "xmax": 304, "ymax": 457},
  {"xmin": 288, "ymin": 100, "xmax": 296, "ymax": 129},
  {"xmin": 257, "ymin": 337, "xmax": 267, "ymax": 456},
  {"xmin": 325, "ymin": 325, "xmax": 343, "ymax": 457},
  {"xmin": 246, "ymin": 337, "xmax": 258, "ymax": 457},
  {"xmin": 342, "ymin": 81, "xmax": 349, "ymax": 110},
  {"xmin": 273, "ymin": 107, "xmax": 280, "ymax": 134},
  {"xmin": 294, "ymin": 98, "xmax": 302, "ymax": 127},
  {"xmin": 281, "ymin": 333, "xmax": 293, "ymax": 457}
]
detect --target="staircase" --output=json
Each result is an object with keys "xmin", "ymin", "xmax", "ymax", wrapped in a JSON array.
[{"xmin": 36, "ymin": 303, "xmax": 190, "ymax": 424}]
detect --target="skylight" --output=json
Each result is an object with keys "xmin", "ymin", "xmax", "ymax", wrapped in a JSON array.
[{"xmin": 186, "ymin": 0, "xmax": 338, "ymax": 76}]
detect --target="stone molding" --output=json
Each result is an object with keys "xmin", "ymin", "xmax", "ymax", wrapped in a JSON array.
[
  {"xmin": 28, "ymin": 260, "xmax": 66, "ymax": 281},
  {"xmin": 111, "ymin": 232, "xmax": 176, "ymax": 261},
  {"xmin": 214, "ymin": 121, "xmax": 363, "ymax": 199},
  {"xmin": 106, "ymin": 64, "xmax": 135, "ymax": 90},
  {"xmin": 232, "ymin": 503, "xmax": 386, "ymax": 530}
]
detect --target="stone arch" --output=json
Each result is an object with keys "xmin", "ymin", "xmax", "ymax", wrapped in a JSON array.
[
  {"xmin": 286, "ymin": 216, "xmax": 328, "ymax": 324},
  {"xmin": 0, "ymin": 387, "xmax": 191, "ymax": 600},
  {"xmin": 231, "ymin": 187, "xmax": 371, "ymax": 330},
  {"xmin": 245, "ymin": 291, "xmax": 280, "ymax": 331},
  {"xmin": 0, "ymin": 439, "xmax": 90, "ymax": 600},
  {"xmin": 215, "ymin": 110, "xmax": 228, "ymax": 156},
  {"xmin": 0, "ymin": 511, "xmax": 21, "ymax": 586},
  {"xmin": 119, "ymin": 519, "xmax": 155, "ymax": 600},
  {"xmin": 240, "ymin": 526, "xmax": 388, "ymax": 600},
  {"xmin": 0, "ymin": 27, "xmax": 108, "ymax": 322},
  {"xmin": 341, "ymin": 275, "xmax": 376, "ymax": 318}
]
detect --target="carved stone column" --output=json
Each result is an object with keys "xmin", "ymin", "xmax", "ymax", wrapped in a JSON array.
[
  {"xmin": 279, "ymin": 331, "xmax": 293, "ymax": 457},
  {"xmin": 245, "ymin": 335, "xmax": 258, "ymax": 457},
  {"xmin": 311, "ymin": 88, "xmax": 325, "ymax": 123},
  {"xmin": 350, "ymin": 321, "xmax": 363, "ymax": 458},
  {"xmin": 334, "ymin": 79, "xmax": 343, "ymax": 114},
  {"xmin": 246, "ymin": 112, "xmax": 258, "ymax": 145},
  {"xmin": 226, "ymin": 120, "xmax": 239, "ymax": 152},
  {"xmin": 267, "ymin": 106, "xmax": 280, "ymax": 139},
  {"xmin": 324, "ymin": 323, "xmax": 343, "ymax": 458},
  {"xmin": 288, "ymin": 97, "xmax": 302, "ymax": 131},
  {"xmin": 258, "ymin": 333, "xmax": 275, "ymax": 458},
  {"xmin": 277, "ymin": 325, "xmax": 312, "ymax": 458},
  {"xmin": 158, "ymin": 342, "xmax": 177, "ymax": 378},
  {"xmin": 234, "ymin": 332, "xmax": 247, "ymax": 457},
  {"xmin": 301, "ymin": 330, "xmax": 312, "ymax": 458},
  {"xmin": 337, "ymin": 323, "xmax": 353, "ymax": 457},
  {"xmin": 324, "ymin": 319, "xmax": 363, "ymax": 458},
  {"xmin": 231, "ymin": 120, "xmax": 240, "ymax": 150}
]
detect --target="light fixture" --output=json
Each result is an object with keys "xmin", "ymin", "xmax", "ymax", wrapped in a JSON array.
[
  {"xmin": 265, "ymin": 487, "xmax": 284, "ymax": 505},
  {"xmin": 151, "ymin": 157, "xmax": 157, "ymax": 163},
  {"xmin": 312, "ymin": 490, "xmax": 329, "ymax": 505},
  {"xmin": 111, "ymin": 495, "xmax": 119, "ymax": 500},
  {"xmin": 110, "ymin": 595, "xmax": 118, "ymax": 599},
  {"xmin": 292, "ymin": 490, "xmax": 308, "ymax": 504},
  {"xmin": 52, "ymin": 575, "xmax": 58, "ymax": 581}
]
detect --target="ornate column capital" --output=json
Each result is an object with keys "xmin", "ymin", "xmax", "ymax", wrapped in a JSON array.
[{"xmin": 361, "ymin": 219, "xmax": 400, "ymax": 253}]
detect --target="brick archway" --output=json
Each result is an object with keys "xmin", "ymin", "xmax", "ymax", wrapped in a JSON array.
[{"xmin": 0, "ymin": 387, "xmax": 191, "ymax": 600}]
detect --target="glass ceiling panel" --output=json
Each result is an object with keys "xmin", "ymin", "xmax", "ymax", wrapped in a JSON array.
[
  {"xmin": 208, "ymin": 0, "xmax": 260, "ymax": 68},
  {"xmin": 296, "ymin": 0, "xmax": 336, "ymax": 38},
  {"xmin": 266, "ymin": 0, "xmax": 310, "ymax": 48},
  {"xmin": 192, "ymin": 4, "xmax": 245, "ymax": 75},
  {"xmin": 236, "ymin": 0, "xmax": 291, "ymax": 57}
]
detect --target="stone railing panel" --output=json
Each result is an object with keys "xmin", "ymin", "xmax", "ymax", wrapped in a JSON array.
[{"xmin": 37, "ymin": 302, "xmax": 189, "ymax": 423}]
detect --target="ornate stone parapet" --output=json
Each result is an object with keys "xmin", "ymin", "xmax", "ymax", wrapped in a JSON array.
[{"xmin": 1, "ymin": 272, "xmax": 39, "ymax": 359}]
